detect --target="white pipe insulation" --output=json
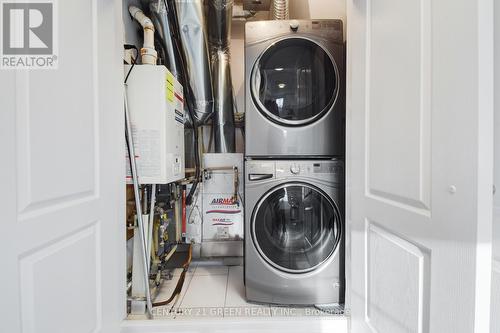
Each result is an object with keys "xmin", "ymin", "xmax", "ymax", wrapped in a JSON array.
[{"xmin": 129, "ymin": 6, "xmax": 157, "ymax": 65}]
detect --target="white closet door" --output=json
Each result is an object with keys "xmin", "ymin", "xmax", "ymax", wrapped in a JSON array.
[
  {"xmin": 346, "ymin": 0, "xmax": 494, "ymax": 332},
  {"xmin": 0, "ymin": 0, "xmax": 125, "ymax": 332}
]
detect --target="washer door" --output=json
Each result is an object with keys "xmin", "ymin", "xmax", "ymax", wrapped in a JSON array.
[
  {"xmin": 252, "ymin": 183, "xmax": 341, "ymax": 273},
  {"xmin": 251, "ymin": 37, "xmax": 339, "ymax": 126}
]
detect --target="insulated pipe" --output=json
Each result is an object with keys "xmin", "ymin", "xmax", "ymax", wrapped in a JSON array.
[
  {"xmin": 173, "ymin": 0, "xmax": 214, "ymax": 126},
  {"xmin": 211, "ymin": 50, "xmax": 236, "ymax": 152},
  {"xmin": 129, "ymin": 6, "xmax": 157, "ymax": 65},
  {"xmin": 208, "ymin": 0, "xmax": 233, "ymax": 49},
  {"xmin": 149, "ymin": 1, "xmax": 183, "ymax": 78},
  {"xmin": 208, "ymin": 0, "xmax": 236, "ymax": 153},
  {"xmin": 171, "ymin": 0, "xmax": 207, "ymax": 204}
]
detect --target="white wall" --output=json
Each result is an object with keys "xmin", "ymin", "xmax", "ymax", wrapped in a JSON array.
[{"xmin": 289, "ymin": 0, "xmax": 346, "ymax": 22}]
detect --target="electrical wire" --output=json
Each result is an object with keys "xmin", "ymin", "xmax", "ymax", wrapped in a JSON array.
[
  {"xmin": 124, "ymin": 44, "xmax": 139, "ymax": 84},
  {"xmin": 206, "ymin": 124, "xmax": 214, "ymax": 153}
]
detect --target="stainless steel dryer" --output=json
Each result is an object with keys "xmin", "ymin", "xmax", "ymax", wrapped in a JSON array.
[
  {"xmin": 245, "ymin": 20, "xmax": 344, "ymax": 157},
  {"xmin": 245, "ymin": 159, "xmax": 344, "ymax": 305}
]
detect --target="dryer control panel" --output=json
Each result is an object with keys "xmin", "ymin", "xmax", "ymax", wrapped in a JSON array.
[{"xmin": 246, "ymin": 160, "xmax": 344, "ymax": 183}]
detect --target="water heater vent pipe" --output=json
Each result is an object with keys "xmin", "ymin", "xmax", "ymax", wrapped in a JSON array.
[{"xmin": 129, "ymin": 6, "xmax": 157, "ymax": 65}]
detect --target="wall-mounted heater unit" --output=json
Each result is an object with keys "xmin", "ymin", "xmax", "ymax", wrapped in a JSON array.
[{"xmin": 125, "ymin": 65, "xmax": 185, "ymax": 184}]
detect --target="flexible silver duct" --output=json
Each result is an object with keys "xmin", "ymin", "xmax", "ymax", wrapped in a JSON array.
[
  {"xmin": 208, "ymin": 0, "xmax": 236, "ymax": 153},
  {"xmin": 271, "ymin": 0, "xmax": 289, "ymax": 20},
  {"xmin": 149, "ymin": 0, "xmax": 183, "ymax": 79},
  {"xmin": 211, "ymin": 50, "xmax": 236, "ymax": 153},
  {"xmin": 174, "ymin": 0, "xmax": 214, "ymax": 126},
  {"xmin": 150, "ymin": 0, "xmax": 197, "ymax": 169}
]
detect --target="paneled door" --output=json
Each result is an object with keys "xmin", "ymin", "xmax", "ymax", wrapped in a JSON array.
[
  {"xmin": 0, "ymin": 0, "xmax": 125, "ymax": 332},
  {"xmin": 491, "ymin": 1, "xmax": 500, "ymax": 331},
  {"xmin": 346, "ymin": 0, "xmax": 494, "ymax": 332}
]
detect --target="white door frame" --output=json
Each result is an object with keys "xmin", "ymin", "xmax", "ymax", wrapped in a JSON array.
[
  {"xmin": 476, "ymin": 1, "xmax": 495, "ymax": 331},
  {"xmin": 491, "ymin": 0, "xmax": 500, "ymax": 332}
]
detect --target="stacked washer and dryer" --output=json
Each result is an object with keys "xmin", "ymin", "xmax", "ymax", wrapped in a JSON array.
[{"xmin": 244, "ymin": 19, "xmax": 345, "ymax": 305}]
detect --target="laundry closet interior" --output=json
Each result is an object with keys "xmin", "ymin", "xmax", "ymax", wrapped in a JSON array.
[
  {"xmin": 117, "ymin": 0, "xmax": 498, "ymax": 331},
  {"xmin": 122, "ymin": 0, "xmax": 349, "ymax": 324},
  {"xmin": 4, "ymin": 0, "xmax": 494, "ymax": 332}
]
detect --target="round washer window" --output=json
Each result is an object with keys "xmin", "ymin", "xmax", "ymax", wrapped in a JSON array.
[
  {"xmin": 252, "ymin": 183, "xmax": 341, "ymax": 273},
  {"xmin": 252, "ymin": 38, "xmax": 338, "ymax": 126}
]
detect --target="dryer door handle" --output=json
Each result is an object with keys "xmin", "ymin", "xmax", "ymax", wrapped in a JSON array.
[{"xmin": 248, "ymin": 173, "xmax": 274, "ymax": 181}]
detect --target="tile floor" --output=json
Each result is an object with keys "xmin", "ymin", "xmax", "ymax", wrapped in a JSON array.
[{"xmin": 145, "ymin": 262, "xmax": 343, "ymax": 320}]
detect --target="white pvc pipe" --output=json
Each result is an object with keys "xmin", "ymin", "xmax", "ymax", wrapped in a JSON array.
[{"xmin": 129, "ymin": 6, "xmax": 157, "ymax": 65}]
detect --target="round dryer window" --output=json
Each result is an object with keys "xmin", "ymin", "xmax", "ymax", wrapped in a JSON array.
[
  {"xmin": 251, "ymin": 37, "xmax": 339, "ymax": 126},
  {"xmin": 251, "ymin": 183, "xmax": 341, "ymax": 273}
]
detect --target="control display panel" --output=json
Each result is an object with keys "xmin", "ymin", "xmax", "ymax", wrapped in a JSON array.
[{"xmin": 274, "ymin": 160, "xmax": 344, "ymax": 177}]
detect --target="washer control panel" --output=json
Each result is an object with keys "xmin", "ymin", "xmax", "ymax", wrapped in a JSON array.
[{"xmin": 276, "ymin": 160, "xmax": 343, "ymax": 177}]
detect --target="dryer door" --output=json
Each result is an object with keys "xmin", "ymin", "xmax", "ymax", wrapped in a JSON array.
[
  {"xmin": 251, "ymin": 37, "xmax": 339, "ymax": 126},
  {"xmin": 251, "ymin": 183, "xmax": 341, "ymax": 273}
]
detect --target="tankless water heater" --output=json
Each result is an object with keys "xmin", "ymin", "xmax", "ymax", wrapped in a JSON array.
[{"xmin": 125, "ymin": 65, "xmax": 185, "ymax": 184}]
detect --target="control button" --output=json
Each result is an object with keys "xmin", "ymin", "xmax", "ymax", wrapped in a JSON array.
[
  {"xmin": 290, "ymin": 164, "xmax": 300, "ymax": 174},
  {"xmin": 290, "ymin": 20, "xmax": 299, "ymax": 31}
]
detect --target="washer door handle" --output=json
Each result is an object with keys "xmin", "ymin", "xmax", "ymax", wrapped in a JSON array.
[{"xmin": 248, "ymin": 173, "xmax": 273, "ymax": 181}]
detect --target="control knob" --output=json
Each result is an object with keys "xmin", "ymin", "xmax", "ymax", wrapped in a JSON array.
[
  {"xmin": 290, "ymin": 164, "xmax": 300, "ymax": 174},
  {"xmin": 290, "ymin": 20, "xmax": 300, "ymax": 31}
]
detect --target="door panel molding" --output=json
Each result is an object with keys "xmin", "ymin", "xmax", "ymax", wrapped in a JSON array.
[
  {"xmin": 19, "ymin": 222, "xmax": 101, "ymax": 333},
  {"xmin": 364, "ymin": 0, "xmax": 432, "ymax": 216},
  {"xmin": 15, "ymin": 0, "xmax": 100, "ymax": 217},
  {"xmin": 491, "ymin": 261, "xmax": 500, "ymax": 333},
  {"xmin": 365, "ymin": 221, "xmax": 430, "ymax": 333}
]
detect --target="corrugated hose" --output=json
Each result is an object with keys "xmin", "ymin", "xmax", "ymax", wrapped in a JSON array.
[{"xmin": 152, "ymin": 244, "xmax": 193, "ymax": 307}]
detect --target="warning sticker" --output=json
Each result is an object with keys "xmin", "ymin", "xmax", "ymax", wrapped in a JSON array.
[{"xmin": 166, "ymin": 72, "xmax": 174, "ymax": 103}]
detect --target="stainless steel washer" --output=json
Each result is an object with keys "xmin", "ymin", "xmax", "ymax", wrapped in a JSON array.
[
  {"xmin": 245, "ymin": 159, "xmax": 345, "ymax": 305},
  {"xmin": 245, "ymin": 20, "xmax": 344, "ymax": 157}
]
